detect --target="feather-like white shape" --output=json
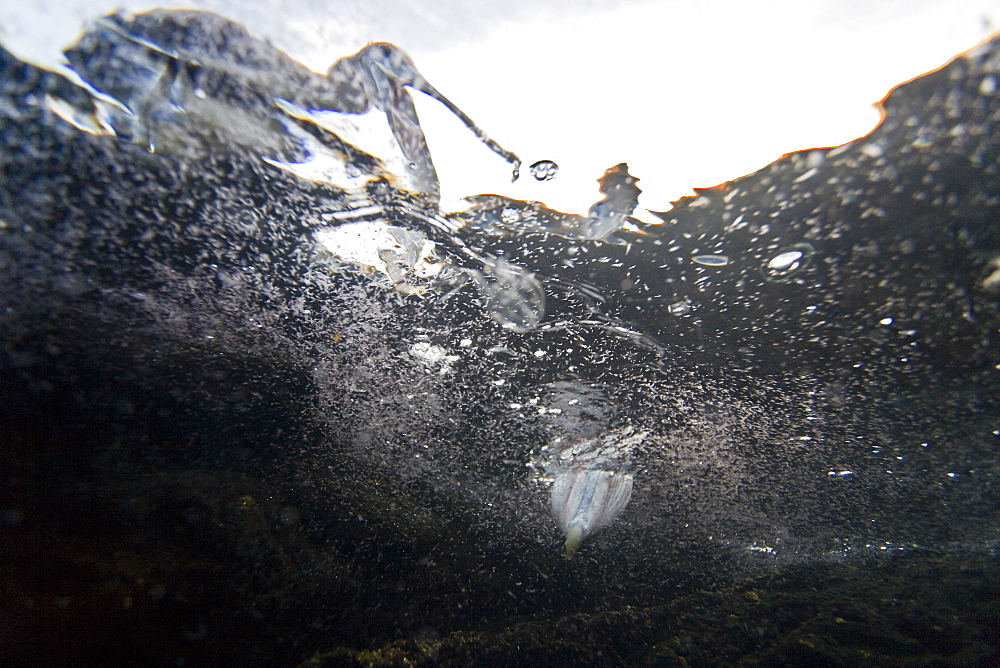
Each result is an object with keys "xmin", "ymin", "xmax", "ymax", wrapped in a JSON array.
[{"xmin": 551, "ymin": 467, "xmax": 634, "ymax": 558}]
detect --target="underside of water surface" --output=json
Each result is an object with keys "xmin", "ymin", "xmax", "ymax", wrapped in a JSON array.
[{"xmin": 2, "ymin": 9, "xmax": 999, "ymax": 665}]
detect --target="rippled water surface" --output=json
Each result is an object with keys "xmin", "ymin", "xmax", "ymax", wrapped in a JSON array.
[{"xmin": 2, "ymin": 9, "xmax": 999, "ymax": 665}]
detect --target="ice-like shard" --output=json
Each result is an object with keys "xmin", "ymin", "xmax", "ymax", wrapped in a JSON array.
[{"xmin": 60, "ymin": 9, "xmax": 521, "ymax": 201}]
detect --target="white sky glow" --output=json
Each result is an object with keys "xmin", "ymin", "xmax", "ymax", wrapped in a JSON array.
[{"xmin": 410, "ymin": 0, "xmax": 998, "ymax": 218}]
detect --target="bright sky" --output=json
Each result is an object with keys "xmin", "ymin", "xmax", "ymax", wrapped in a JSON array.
[
  {"xmin": 410, "ymin": 0, "xmax": 999, "ymax": 218},
  {"xmin": 1, "ymin": 0, "xmax": 996, "ymax": 221}
]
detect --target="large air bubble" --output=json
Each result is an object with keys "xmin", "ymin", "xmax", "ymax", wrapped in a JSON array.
[{"xmin": 759, "ymin": 243, "xmax": 815, "ymax": 282}]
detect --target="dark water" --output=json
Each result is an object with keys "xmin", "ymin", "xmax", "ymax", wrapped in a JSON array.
[{"xmin": 2, "ymin": 9, "xmax": 999, "ymax": 665}]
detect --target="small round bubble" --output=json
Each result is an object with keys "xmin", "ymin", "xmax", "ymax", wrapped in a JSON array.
[
  {"xmin": 530, "ymin": 160, "xmax": 559, "ymax": 182},
  {"xmin": 500, "ymin": 207, "xmax": 520, "ymax": 224},
  {"xmin": 760, "ymin": 243, "xmax": 815, "ymax": 282}
]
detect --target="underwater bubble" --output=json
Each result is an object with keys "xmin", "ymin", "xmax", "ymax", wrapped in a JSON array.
[
  {"xmin": 668, "ymin": 300, "xmax": 693, "ymax": 316},
  {"xmin": 278, "ymin": 506, "xmax": 301, "ymax": 525},
  {"xmin": 529, "ymin": 160, "xmax": 559, "ymax": 182},
  {"xmin": 769, "ymin": 251, "xmax": 802, "ymax": 269},
  {"xmin": 500, "ymin": 207, "xmax": 520, "ymax": 224},
  {"xmin": 760, "ymin": 243, "xmax": 815, "ymax": 282},
  {"xmin": 692, "ymin": 254, "xmax": 729, "ymax": 267},
  {"xmin": 469, "ymin": 258, "xmax": 546, "ymax": 332}
]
